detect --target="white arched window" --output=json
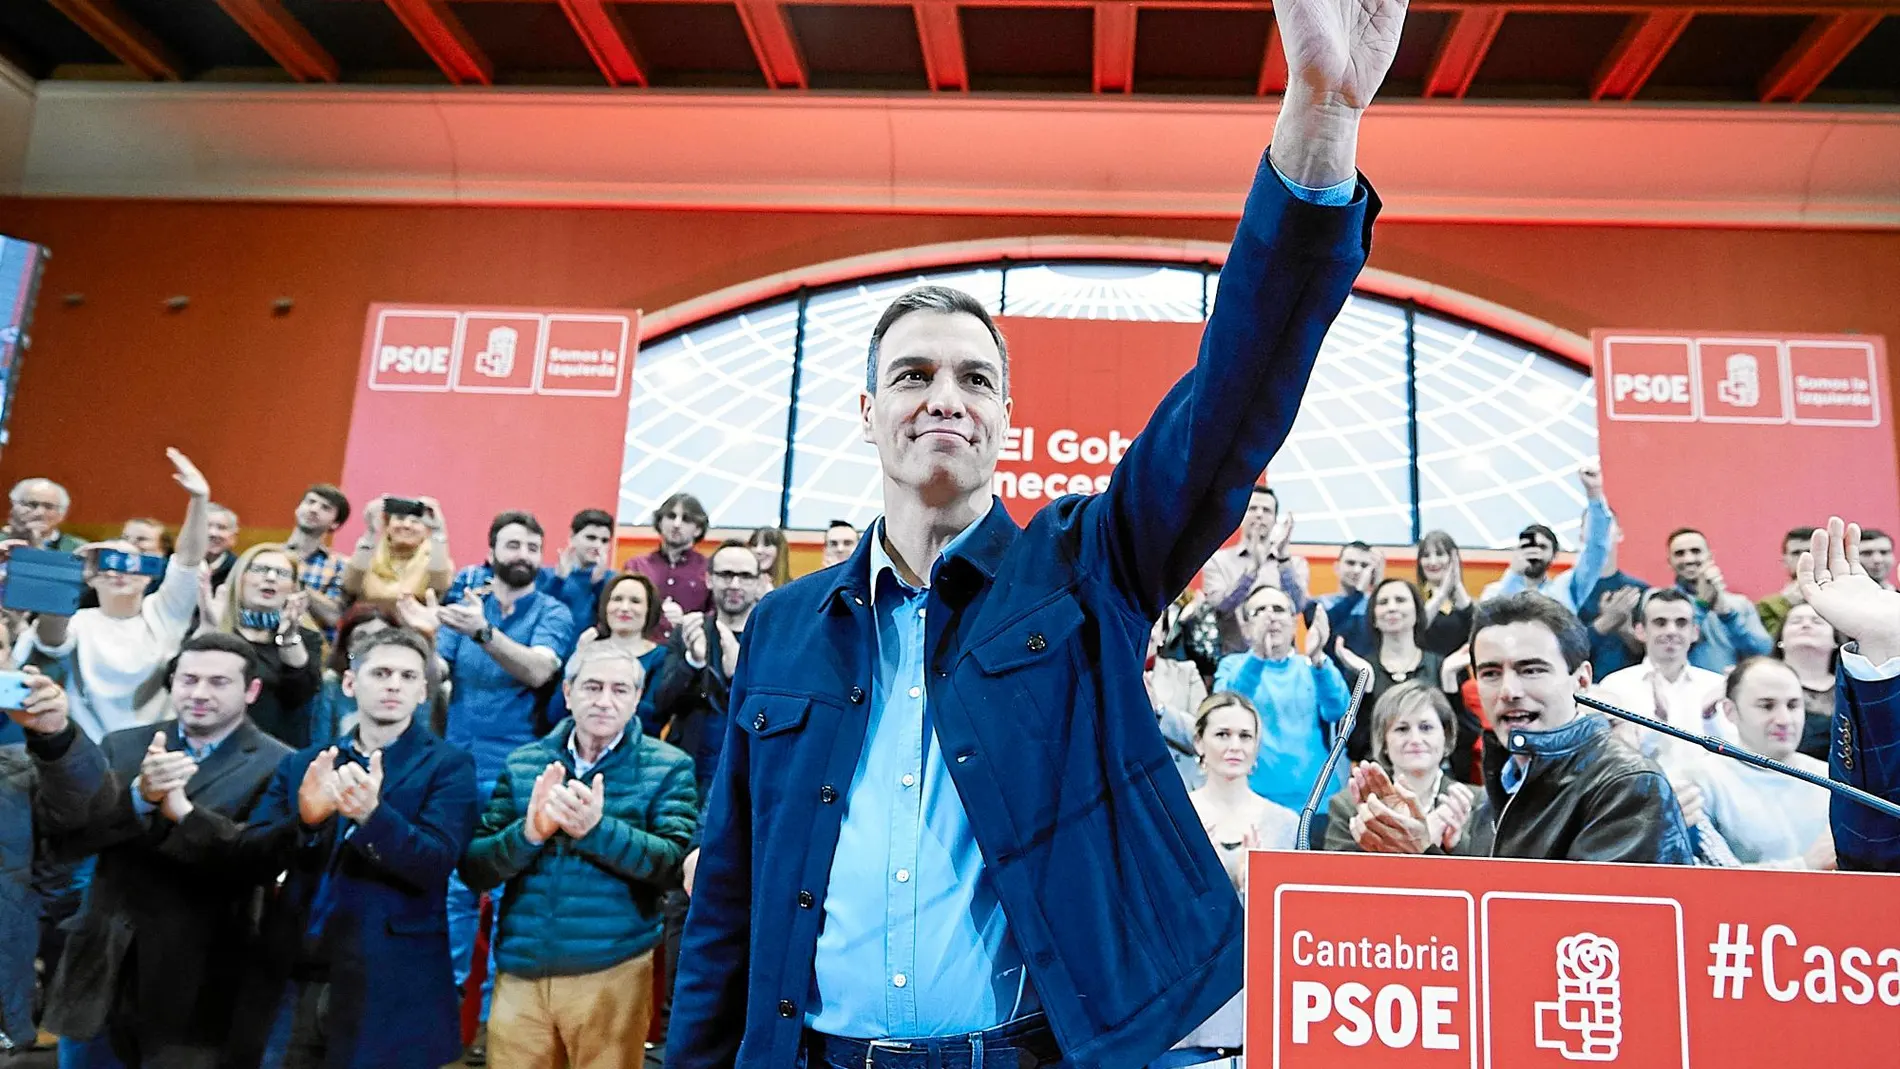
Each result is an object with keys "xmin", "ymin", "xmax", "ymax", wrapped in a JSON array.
[{"xmin": 621, "ymin": 259, "xmax": 1597, "ymax": 551}]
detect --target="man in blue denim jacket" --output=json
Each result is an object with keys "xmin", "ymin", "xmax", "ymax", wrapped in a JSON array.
[{"xmin": 666, "ymin": 4, "xmax": 1404, "ymax": 1068}]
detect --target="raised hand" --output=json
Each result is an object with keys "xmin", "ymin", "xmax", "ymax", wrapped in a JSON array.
[
  {"xmin": 661, "ymin": 597, "xmax": 685, "ymax": 631},
  {"xmin": 395, "ymin": 591, "xmax": 441, "ymax": 638},
  {"xmin": 280, "ymin": 590, "xmax": 311, "ymax": 636},
  {"xmin": 680, "ymin": 612, "xmax": 709, "ymax": 665},
  {"xmin": 1798, "ymin": 518, "xmax": 1900, "ymax": 663},
  {"xmin": 167, "ymin": 447, "xmax": 210, "ymax": 499},
  {"xmin": 298, "ymin": 750, "xmax": 341, "ymax": 826},
  {"xmin": 523, "ymin": 762, "xmax": 566, "ymax": 845},
  {"xmin": 3, "ymin": 667, "xmax": 70, "ymax": 735},
  {"xmin": 138, "ymin": 730, "xmax": 198, "ymax": 806},
  {"xmin": 1268, "ymin": 510, "xmax": 1296, "ymax": 558},
  {"xmin": 438, "ymin": 591, "xmax": 486, "ymax": 638},
  {"xmin": 555, "ymin": 544, "xmax": 579, "ymax": 579},
  {"xmin": 1273, "ymin": 0, "xmax": 1407, "ymax": 111},
  {"xmin": 548, "ymin": 774, "xmax": 606, "ymax": 839},
  {"xmin": 334, "ymin": 750, "xmax": 384, "ymax": 824},
  {"xmin": 1578, "ymin": 457, "xmax": 1605, "ymax": 501},
  {"xmin": 1594, "ymin": 585, "xmax": 1641, "ymax": 635},
  {"xmin": 1353, "ymin": 779, "xmax": 1431, "ymax": 854},
  {"xmin": 196, "ymin": 567, "xmax": 227, "ymax": 632},
  {"xmin": 1429, "ymin": 781, "xmax": 1474, "ymax": 849}
]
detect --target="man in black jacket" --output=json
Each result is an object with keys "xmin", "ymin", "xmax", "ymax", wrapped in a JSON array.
[
  {"xmin": 29, "ymin": 632, "xmax": 292, "ymax": 1067},
  {"xmin": 1354, "ymin": 593, "xmax": 1693, "ymax": 863}
]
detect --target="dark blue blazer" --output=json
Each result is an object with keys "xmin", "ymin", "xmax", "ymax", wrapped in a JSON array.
[
  {"xmin": 1833, "ymin": 665, "xmax": 1900, "ymax": 871},
  {"xmin": 181, "ymin": 719, "xmax": 479, "ymax": 1069},
  {"xmin": 667, "ymin": 155, "xmax": 1377, "ymax": 1069}
]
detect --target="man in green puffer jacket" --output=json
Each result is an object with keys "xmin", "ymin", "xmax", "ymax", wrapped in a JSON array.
[{"xmin": 461, "ymin": 642, "xmax": 698, "ymax": 1069}]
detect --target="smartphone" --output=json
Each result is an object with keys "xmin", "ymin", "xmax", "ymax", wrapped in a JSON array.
[
  {"xmin": 383, "ymin": 496, "xmax": 427, "ymax": 519},
  {"xmin": 1, "ymin": 547, "xmax": 86, "ymax": 615},
  {"xmin": 0, "ymin": 670, "xmax": 32, "ymax": 711},
  {"xmin": 94, "ymin": 549, "xmax": 168, "ymax": 577}
]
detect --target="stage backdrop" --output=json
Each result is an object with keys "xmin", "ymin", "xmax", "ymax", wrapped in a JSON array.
[
  {"xmin": 339, "ymin": 303, "xmax": 636, "ymax": 566},
  {"xmin": 1593, "ymin": 330, "xmax": 1896, "ymax": 597}
]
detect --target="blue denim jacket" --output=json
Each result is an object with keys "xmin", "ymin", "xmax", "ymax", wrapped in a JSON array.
[{"xmin": 666, "ymin": 155, "xmax": 1377, "ymax": 1069}]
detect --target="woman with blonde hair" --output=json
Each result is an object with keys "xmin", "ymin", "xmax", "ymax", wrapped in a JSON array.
[
  {"xmin": 196, "ymin": 541, "xmax": 323, "ymax": 746},
  {"xmin": 341, "ymin": 495, "xmax": 453, "ymax": 611},
  {"xmin": 1324, "ymin": 681, "xmax": 1475, "ymax": 853}
]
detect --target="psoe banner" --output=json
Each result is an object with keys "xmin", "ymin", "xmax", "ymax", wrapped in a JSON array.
[
  {"xmin": 341, "ymin": 303, "xmax": 637, "ymax": 566},
  {"xmin": 1247, "ymin": 849, "xmax": 1900, "ymax": 1068},
  {"xmin": 1593, "ymin": 330, "xmax": 1895, "ymax": 597}
]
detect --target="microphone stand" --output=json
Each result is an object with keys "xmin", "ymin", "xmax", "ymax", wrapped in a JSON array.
[
  {"xmin": 1295, "ymin": 665, "xmax": 1372, "ymax": 850},
  {"xmin": 1574, "ymin": 692, "xmax": 1900, "ymax": 821}
]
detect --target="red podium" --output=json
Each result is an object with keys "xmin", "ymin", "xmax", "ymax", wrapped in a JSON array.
[{"xmin": 1245, "ymin": 850, "xmax": 1900, "ymax": 1067}]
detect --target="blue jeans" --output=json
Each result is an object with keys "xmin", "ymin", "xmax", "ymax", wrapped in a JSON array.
[{"xmin": 447, "ymin": 870, "xmax": 502, "ymax": 1022}]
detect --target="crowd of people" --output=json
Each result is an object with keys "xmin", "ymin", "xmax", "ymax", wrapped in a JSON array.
[{"xmin": 0, "ymin": 446, "xmax": 1885, "ymax": 1068}]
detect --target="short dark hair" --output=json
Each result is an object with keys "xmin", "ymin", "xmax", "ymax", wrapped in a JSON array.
[
  {"xmin": 1784, "ymin": 526, "xmax": 1817, "ymax": 548},
  {"xmin": 570, "ymin": 508, "xmax": 614, "ymax": 535},
  {"xmin": 1251, "ymin": 484, "xmax": 1279, "ymax": 508},
  {"xmin": 1641, "ymin": 586, "xmax": 1694, "ymax": 618},
  {"xmin": 865, "ymin": 286, "xmax": 1008, "ymax": 394},
  {"xmin": 305, "ymin": 483, "xmax": 351, "ymax": 528},
  {"xmin": 1371, "ymin": 577, "xmax": 1429, "ymax": 647},
  {"xmin": 170, "ymin": 631, "xmax": 262, "ymax": 685},
  {"xmin": 1341, "ymin": 540, "xmax": 1373, "ymax": 554},
  {"xmin": 488, "ymin": 510, "xmax": 543, "ymax": 548},
  {"xmin": 1863, "ymin": 528, "xmax": 1893, "ymax": 545},
  {"xmin": 709, "ymin": 538, "xmax": 756, "ymax": 568},
  {"xmin": 1518, "ymin": 523, "xmax": 1558, "ymax": 550},
  {"xmin": 652, "ymin": 492, "xmax": 709, "ymax": 541},
  {"xmin": 826, "ymin": 519, "xmax": 856, "ymax": 533},
  {"xmin": 1470, "ymin": 592, "xmax": 1590, "ymax": 673},
  {"xmin": 1666, "ymin": 526, "xmax": 1705, "ymax": 548},
  {"xmin": 350, "ymin": 627, "xmax": 438, "ymax": 688},
  {"xmin": 596, "ymin": 571, "xmax": 662, "ymax": 637}
]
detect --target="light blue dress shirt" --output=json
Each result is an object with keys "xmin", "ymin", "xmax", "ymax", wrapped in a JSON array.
[
  {"xmin": 808, "ymin": 163, "xmax": 1353, "ymax": 1039},
  {"xmin": 809, "ymin": 517, "xmax": 1032, "ymax": 1038}
]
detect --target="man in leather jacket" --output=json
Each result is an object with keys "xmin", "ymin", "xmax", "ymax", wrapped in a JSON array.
[{"xmin": 1355, "ymin": 592, "xmax": 1694, "ymax": 863}]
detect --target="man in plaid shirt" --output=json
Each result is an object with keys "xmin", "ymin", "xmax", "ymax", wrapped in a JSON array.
[{"xmin": 286, "ymin": 483, "xmax": 351, "ymax": 633}]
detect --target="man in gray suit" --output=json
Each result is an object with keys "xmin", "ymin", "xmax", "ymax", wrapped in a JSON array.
[{"xmin": 27, "ymin": 631, "xmax": 292, "ymax": 1068}]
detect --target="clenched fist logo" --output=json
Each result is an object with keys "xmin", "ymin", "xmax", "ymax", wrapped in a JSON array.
[{"xmin": 1534, "ymin": 933, "xmax": 1622, "ymax": 1062}]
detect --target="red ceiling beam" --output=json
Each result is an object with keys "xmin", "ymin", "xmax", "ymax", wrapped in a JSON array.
[
  {"xmin": 1257, "ymin": 20, "xmax": 1288, "ymax": 94},
  {"xmin": 1591, "ymin": 10, "xmax": 1692, "ymax": 100},
  {"xmin": 383, "ymin": 0, "xmax": 492, "ymax": 85},
  {"xmin": 735, "ymin": 0, "xmax": 808, "ymax": 89},
  {"xmin": 557, "ymin": 0, "xmax": 646, "ymax": 86},
  {"xmin": 1422, "ymin": 7, "xmax": 1505, "ymax": 98},
  {"xmin": 213, "ymin": 0, "xmax": 338, "ymax": 82},
  {"xmin": 914, "ymin": 3, "xmax": 967, "ymax": 91},
  {"xmin": 1759, "ymin": 11, "xmax": 1881, "ymax": 101},
  {"xmin": 1094, "ymin": 1, "xmax": 1136, "ymax": 94},
  {"xmin": 46, "ymin": 0, "xmax": 182, "ymax": 80}
]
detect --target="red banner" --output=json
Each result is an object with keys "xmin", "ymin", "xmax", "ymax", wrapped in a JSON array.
[
  {"xmin": 991, "ymin": 316, "xmax": 1205, "ymax": 526},
  {"xmin": 340, "ymin": 303, "xmax": 637, "ymax": 565},
  {"xmin": 1594, "ymin": 330, "xmax": 1896, "ymax": 597},
  {"xmin": 1246, "ymin": 850, "xmax": 1900, "ymax": 1068}
]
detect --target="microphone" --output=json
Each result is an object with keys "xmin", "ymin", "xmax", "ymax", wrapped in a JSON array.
[
  {"xmin": 1574, "ymin": 691, "xmax": 1900, "ymax": 822},
  {"xmin": 1296, "ymin": 665, "xmax": 1372, "ymax": 850}
]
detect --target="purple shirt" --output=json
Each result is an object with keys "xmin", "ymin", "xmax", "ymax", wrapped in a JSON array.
[{"xmin": 628, "ymin": 547, "xmax": 710, "ymax": 640}]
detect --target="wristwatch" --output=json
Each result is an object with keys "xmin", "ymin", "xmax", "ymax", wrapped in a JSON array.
[{"xmin": 474, "ymin": 625, "xmax": 494, "ymax": 646}]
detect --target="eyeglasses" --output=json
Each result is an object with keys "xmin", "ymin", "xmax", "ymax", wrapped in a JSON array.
[
  {"xmin": 710, "ymin": 570, "xmax": 759, "ymax": 582},
  {"xmin": 246, "ymin": 564, "xmax": 296, "ymax": 581}
]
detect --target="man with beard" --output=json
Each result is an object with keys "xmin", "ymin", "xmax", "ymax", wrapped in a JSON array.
[
  {"xmin": 31, "ymin": 632, "xmax": 291, "ymax": 1067},
  {"xmin": 627, "ymin": 492, "xmax": 712, "ymax": 641},
  {"xmin": 1353, "ymin": 593, "xmax": 1693, "ymax": 863},
  {"xmin": 416, "ymin": 510, "xmax": 576, "ymax": 1059},
  {"xmin": 284, "ymin": 484, "xmax": 351, "ymax": 632},
  {"xmin": 1665, "ymin": 527, "xmax": 1772, "ymax": 671},
  {"xmin": 1479, "ymin": 461, "xmax": 1612, "ymax": 613}
]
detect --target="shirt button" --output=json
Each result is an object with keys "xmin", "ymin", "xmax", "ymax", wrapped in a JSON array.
[
  {"xmin": 849, "ymin": 687, "xmax": 865, "ymax": 704},
  {"xmin": 917, "ymin": 607, "xmax": 926, "ymax": 619},
  {"xmin": 892, "ymin": 974, "xmax": 908, "ymax": 989},
  {"xmin": 778, "ymin": 1000, "xmax": 796, "ymax": 1017},
  {"xmin": 668, "ymin": 578, "xmax": 676, "ymax": 585},
  {"xmin": 896, "ymin": 869, "xmax": 910, "ymax": 883},
  {"xmin": 797, "ymin": 890, "xmax": 814, "ymax": 909},
  {"xmin": 901, "ymin": 773, "xmax": 915, "ymax": 787},
  {"xmin": 820, "ymin": 785, "xmax": 838, "ymax": 803},
  {"xmin": 908, "ymin": 686, "xmax": 922, "ymax": 699}
]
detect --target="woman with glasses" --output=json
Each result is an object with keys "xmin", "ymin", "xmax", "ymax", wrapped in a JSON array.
[{"xmin": 199, "ymin": 543, "xmax": 323, "ymax": 747}]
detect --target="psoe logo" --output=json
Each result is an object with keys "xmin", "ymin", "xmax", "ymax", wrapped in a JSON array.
[
  {"xmin": 474, "ymin": 326, "xmax": 519, "ymax": 378},
  {"xmin": 1533, "ymin": 933, "xmax": 1621, "ymax": 1062}
]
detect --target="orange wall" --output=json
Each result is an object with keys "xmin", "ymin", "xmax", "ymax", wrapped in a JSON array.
[{"xmin": 0, "ymin": 196, "xmax": 1894, "ymax": 539}]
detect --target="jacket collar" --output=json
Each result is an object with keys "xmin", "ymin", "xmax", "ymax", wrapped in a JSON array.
[
  {"xmin": 819, "ymin": 496, "xmax": 1020, "ymax": 615},
  {"xmin": 1493, "ymin": 710, "xmax": 1611, "ymax": 761}
]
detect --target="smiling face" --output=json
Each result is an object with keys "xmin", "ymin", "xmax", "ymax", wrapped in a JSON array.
[
  {"xmin": 1635, "ymin": 593, "xmax": 1699, "ymax": 666},
  {"xmin": 1372, "ymin": 580, "xmax": 1417, "ymax": 637},
  {"xmin": 171, "ymin": 649, "xmax": 259, "ymax": 739},
  {"xmin": 1417, "ymin": 541, "xmax": 1452, "ymax": 583},
  {"xmin": 1474, "ymin": 620, "xmax": 1592, "ymax": 735},
  {"xmin": 1241, "ymin": 586, "xmax": 1296, "ymax": 657},
  {"xmin": 1669, "ymin": 531, "xmax": 1711, "ymax": 585},
  {"xmin": 239, "ymin": 550, "xmax": 296, "ymax": 612},
  {"xmin": 385, "ymin": 513, "xmax": 429, "ymax": 552},
  {"xmin": 1382, "ymin": 701, "xmax": 1448, "ymax": 778},
  {"xmin": 602, "ymin": 576, "xmax": 650, "ymax": 639},
  {"xmin": 749, "ymin": 538, "xmax": 778, "ymax": 576},
  {"xmin": 860, "ymin": 310, "xmax": 1011, "ymax": 506},
  {"xmin": 205, "ymin": 508, "xmax": 239, "ymax": 559},
  {"xmin": 1724, "ymin": 660, "xmax": 1805, "ymax": 761},
  {"xmin": 1195, "ymin": 701, "xmax": 1261, "ymax": 784}
]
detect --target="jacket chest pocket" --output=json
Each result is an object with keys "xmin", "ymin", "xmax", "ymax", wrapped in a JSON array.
[
  {"xmin": 969, "ymin": 595, "xmax": 1088, "ymax": 741},
  {"xmin": 735, "ymin": 693, "xmax": 816, "ymax": 814}
]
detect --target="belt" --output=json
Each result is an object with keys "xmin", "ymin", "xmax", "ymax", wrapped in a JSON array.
[{"xmin": 803, "ymin": 1015, "xmax": 1062, "ymax": 1069}]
